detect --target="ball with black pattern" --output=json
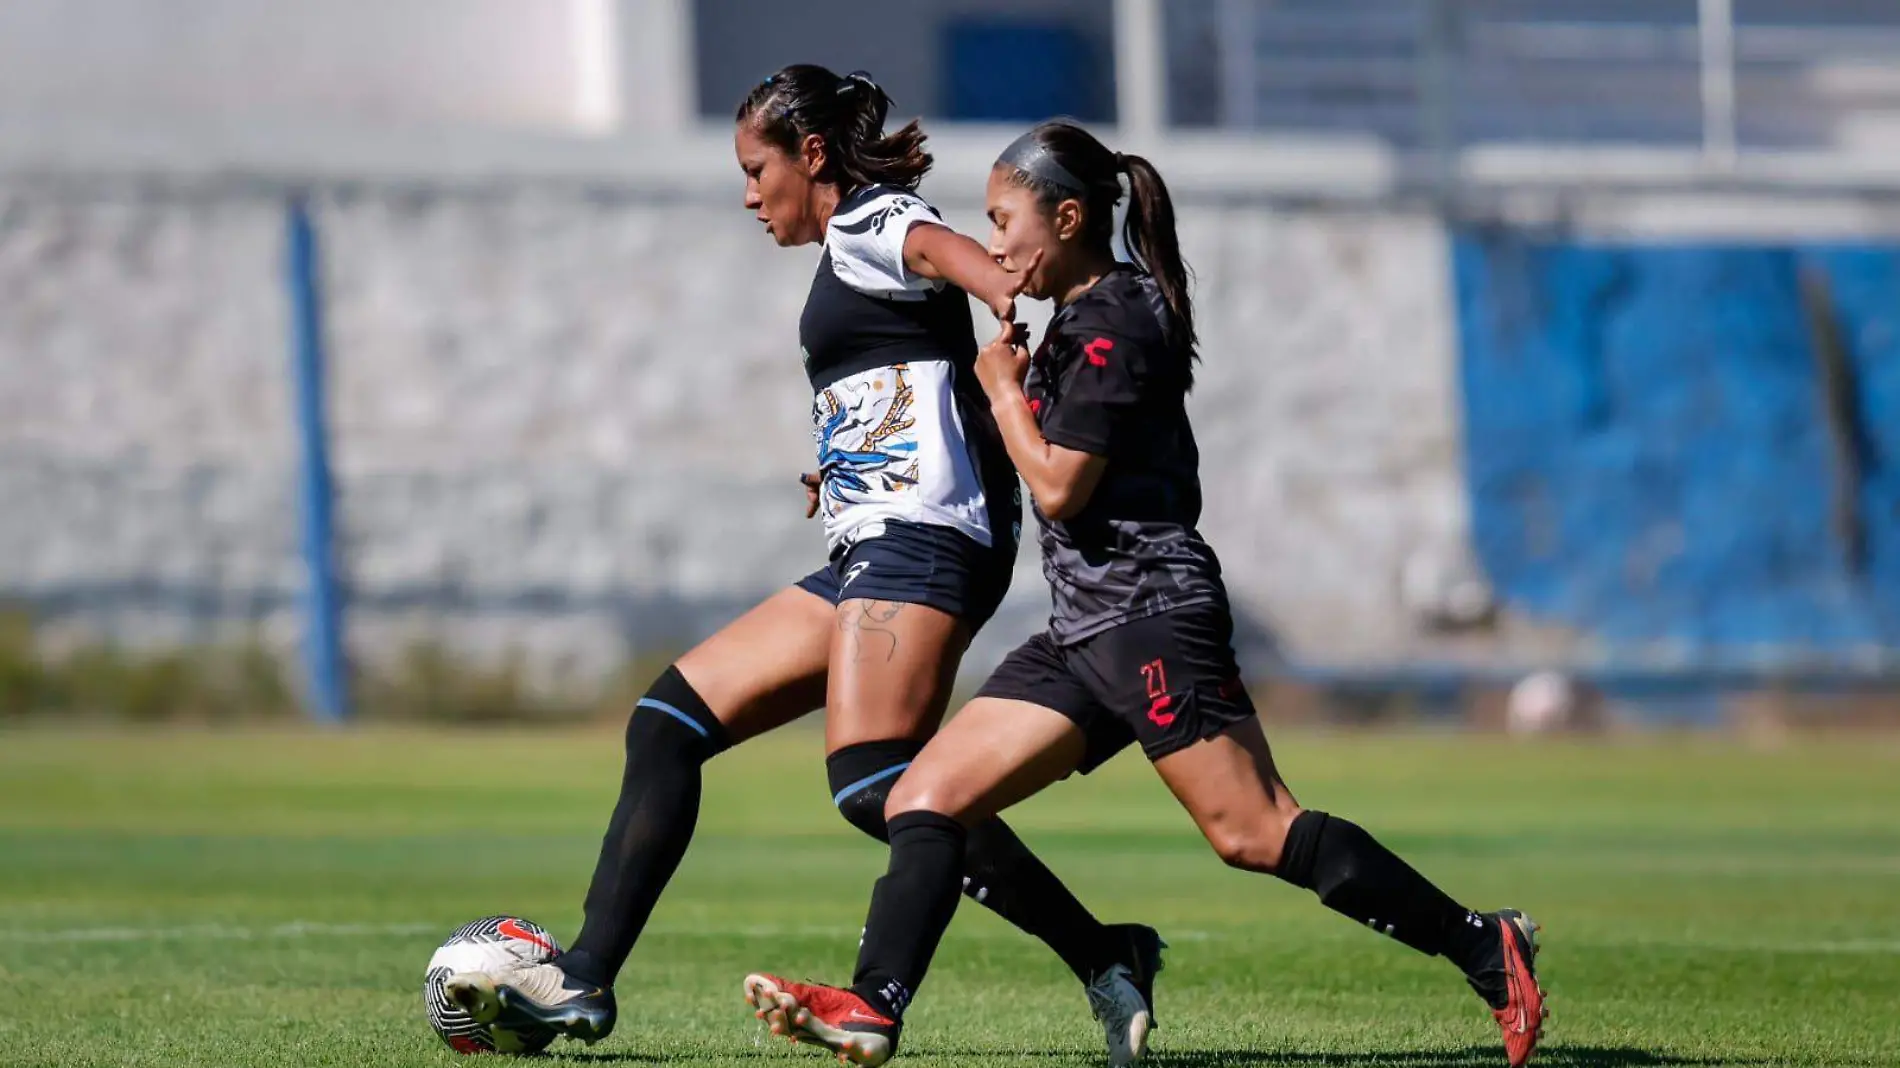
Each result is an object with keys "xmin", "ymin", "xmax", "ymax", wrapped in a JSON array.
[{"xmin": 422, "ymin": 915, "xmax": 563, "ymax": 1055}]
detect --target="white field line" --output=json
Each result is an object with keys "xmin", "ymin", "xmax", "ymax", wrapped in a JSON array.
[
  {"xmin": 10, "ymin": 922, "xmax": 1899, "ymax": 957},
  {"xmin": 9, "ymin": 921, "xmax": 444, "ymax": 943},
  {"xmin": 1586, "ymin": 935, "xmax": 1900, "ymax": 955},
  {"xmin": 4, "ymin": 920, "xmax": 1201, "ymax": 946}
]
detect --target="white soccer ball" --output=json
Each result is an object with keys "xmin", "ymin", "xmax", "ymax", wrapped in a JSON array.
[
  {"xmin": 423, "ymin": 915, "xmax": 563, "ymax": 1055},
  {"xmin": 1507, "ymin": 671, "xmax": 1576, "ymax": 735}
]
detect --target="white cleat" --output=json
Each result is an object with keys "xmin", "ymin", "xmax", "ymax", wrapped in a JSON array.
[{"xmin": 1086, "ymin": 962, "xmax": 1154, "ymax": 1066}]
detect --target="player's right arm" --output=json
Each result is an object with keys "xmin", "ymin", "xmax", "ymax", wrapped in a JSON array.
[{"xmin": 902, "ymin": 224, "xmax": 1037, "ymax": 322}]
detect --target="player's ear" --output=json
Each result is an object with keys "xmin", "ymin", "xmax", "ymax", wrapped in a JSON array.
[
  {"xmin": 1054, "ymin": 198, "xmax": 1085, "ymax": 243},
  {"xmin": 800, "ymin": 133, "xmax": 827, "ymax": 179}
]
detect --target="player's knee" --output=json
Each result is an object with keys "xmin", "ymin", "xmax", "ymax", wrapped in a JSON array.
[
  {"xmin": 624, "ymin": 665, "xmax": 727, "ymax": 762},
  {"xmin": 1207, "ymin": 827, "xmax": 1279, "ymax": 872},
  {"xmin": 833, "ymin": 783, "xmax": 888, "ymax": 839},
  {"xmin": 670, "ymin": 645, "xmax": 744, "ymax": 716},
  {"xmin": 1205, "ymin": 808, "xmax": 1300, "ymax": 873},
  {"xmin": 885, "ymin": 769, "xmax": 962, "ymax": 822},
  {"xmin": 826, "ymin": 739, "xmax": 926, "ymax": 842},
  {"xmin": 884, "ymin": 772, "xmax": 933, "ymax": 819}
]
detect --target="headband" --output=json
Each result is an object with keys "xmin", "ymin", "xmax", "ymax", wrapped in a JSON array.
[{"xmin": 995, "ymin": 129, "xmax": 1088, "ymax": 195}]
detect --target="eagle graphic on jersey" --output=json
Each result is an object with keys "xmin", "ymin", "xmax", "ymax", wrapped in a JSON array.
[{"xmin": 813, "ymin": 365, "xmax": 920, "ymax": 514}]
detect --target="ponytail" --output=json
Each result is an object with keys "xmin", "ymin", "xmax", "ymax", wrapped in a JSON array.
[
  {"xmin": 1117, "ymin": 153, "xmax": 1196, "ymax": 349},
  {"xmin": 735, "ymin": 65, "xmax": 932, "ymax": 190}
]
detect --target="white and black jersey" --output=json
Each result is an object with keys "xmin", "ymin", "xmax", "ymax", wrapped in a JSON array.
[{"xmin": 800, "ymin": 184, "xmax": 1014, "ymax": 553}]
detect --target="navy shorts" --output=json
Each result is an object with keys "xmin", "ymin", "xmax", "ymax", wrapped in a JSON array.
[
  {"xmin": 976, "ymin": 602, "xmax": 1257, "ymax": 773},
  {"xmin": 797, "ymin": 519, "xmax": 1016, "ymax": 630}
]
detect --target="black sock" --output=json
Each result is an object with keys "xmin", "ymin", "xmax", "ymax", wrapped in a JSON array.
[
  {"xmin": 560, "ymin": 667, "xmax": 728, "ymax": 988},
  {"xmin": 961, "ymin": 820, "xmax": 1115, "ymax": 981},
  {"xmin": 1274, "ymin": 810, "xmax": 1497, "ymax": 981},
  {"xmin": 828, "ymin": 742, "xmax": 1113, "ymax": 982},
  {"xmin": 849, "ymin": 810, "xmax": 967, "ymax": 1021}
]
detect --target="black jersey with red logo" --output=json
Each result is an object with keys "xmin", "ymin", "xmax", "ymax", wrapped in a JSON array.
[{"xmin": 1023, "ymin": 266, "xmax": 1226, "ymax": 644}]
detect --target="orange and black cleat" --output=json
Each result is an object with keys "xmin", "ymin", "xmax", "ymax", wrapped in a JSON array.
[
  {"xmin": 743, "ymin": 973, "xmax": 900, "ymax": 1066},
  {"xmin": 1485, "ymin": 910, "xmax": 1546, "ymax": 1067}
]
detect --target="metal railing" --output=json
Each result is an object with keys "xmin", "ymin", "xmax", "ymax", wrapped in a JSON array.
[{"xmin": 1166, "ymin": 0, "xmax": 1900, "ymax": 171}]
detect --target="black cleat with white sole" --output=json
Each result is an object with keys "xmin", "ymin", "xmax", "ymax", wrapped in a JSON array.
[{"xmin": 445, "ymin": 962, "xmax": 617, "ymax": 1045}]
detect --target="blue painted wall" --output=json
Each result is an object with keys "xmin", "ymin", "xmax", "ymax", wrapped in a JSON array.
[{"xmin": 1452, "ymin": 234, "xmax": 1900, "ymax": 654}]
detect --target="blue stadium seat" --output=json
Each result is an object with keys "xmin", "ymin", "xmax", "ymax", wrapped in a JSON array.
[{"xmin": 942, "ymin": 19, "xmax": 1110, "ymax": 123}]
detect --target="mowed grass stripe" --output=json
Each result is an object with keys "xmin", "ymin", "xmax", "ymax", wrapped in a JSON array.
[{"xmin": 0, "ymin": 727, "xmax": 1895, "ymax": 1067}]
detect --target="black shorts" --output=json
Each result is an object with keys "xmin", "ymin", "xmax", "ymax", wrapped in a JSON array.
[
  {"xmin": 797, "ymin": 519, "xmax": 1015, "ymax": 630},
  {"xmin": 976, "ymin": 602, "xmax": 1257, "ymax": 773}
]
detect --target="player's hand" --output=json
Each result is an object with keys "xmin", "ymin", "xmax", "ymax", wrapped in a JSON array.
[
  {"xmin": 987, "ymin": 248, "xmax": 1043, "ymax": 323},
  {"xmin": 799, "ymin": 472, "xmax": 821, "ymax": 519},
  {"xmin": 976, "ymin": 320, "xmax": 1032, "ymax": 401}
]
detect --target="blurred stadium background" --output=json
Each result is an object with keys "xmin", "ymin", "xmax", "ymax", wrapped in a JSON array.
[
  {"xmin": 7, "ymin": 0, "xmax": 1900, "ymax": 724},
  {"xmin": 5, "ymin": 5, "xmax": 1900, "ymax": 1068}
]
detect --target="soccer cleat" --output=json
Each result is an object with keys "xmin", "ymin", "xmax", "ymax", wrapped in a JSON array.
[
  {"xmin": 743, "ymin": 973, "xmax": 899, "ymax": 1066},
  {"xmin": 1469, "ymin": 910, "xmax": 1545, "ymax": 1068},
  {"xmin": 444, "ymin": 960, "xmax": 617, "ymax": 1045},
  {"xmin": 1085, "ymin": 924, "xmax": 1167, "ymax": 1066}
]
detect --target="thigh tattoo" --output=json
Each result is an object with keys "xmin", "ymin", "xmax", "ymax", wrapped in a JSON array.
[{"xmin": 839, "ymin": 600, "xmax": 905, "ymax": 663}]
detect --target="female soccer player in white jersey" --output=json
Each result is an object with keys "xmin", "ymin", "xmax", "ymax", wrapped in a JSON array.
[
  {"xmin": 741, "ymin": 120, "xmax": 1546, "ymax": 1068},
  {"xmin": 444, "ymin": 69, "xmax": 1161, "ymax": 1063}
]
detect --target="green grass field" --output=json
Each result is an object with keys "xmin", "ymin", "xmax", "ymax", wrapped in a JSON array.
[{"xmin": 2, "ymin": 726, "xmax": 1897, "ymax": 1067}]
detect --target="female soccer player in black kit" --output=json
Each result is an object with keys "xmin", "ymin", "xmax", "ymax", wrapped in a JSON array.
[
  {"xmin": 741, "ymin": 121, "xmax": 1547, "ymax": 1068},
  {"xmin": 444, "ymin": 72, "xmax": 1162, "ymax": 1061}
]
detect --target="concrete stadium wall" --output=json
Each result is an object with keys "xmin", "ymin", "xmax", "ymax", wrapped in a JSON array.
[
  {"xmin": 0, "ymin": 181, "xmax": 1469, "ymax": 679},
  {"xmin": 0, "ymin": 0, "xmax": 639, "ymax": 134}
]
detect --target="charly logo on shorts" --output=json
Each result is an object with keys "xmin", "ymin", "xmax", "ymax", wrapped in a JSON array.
[{"xmin": 842, "ymin": 561, "xmax": 872, "ymax": 589}]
